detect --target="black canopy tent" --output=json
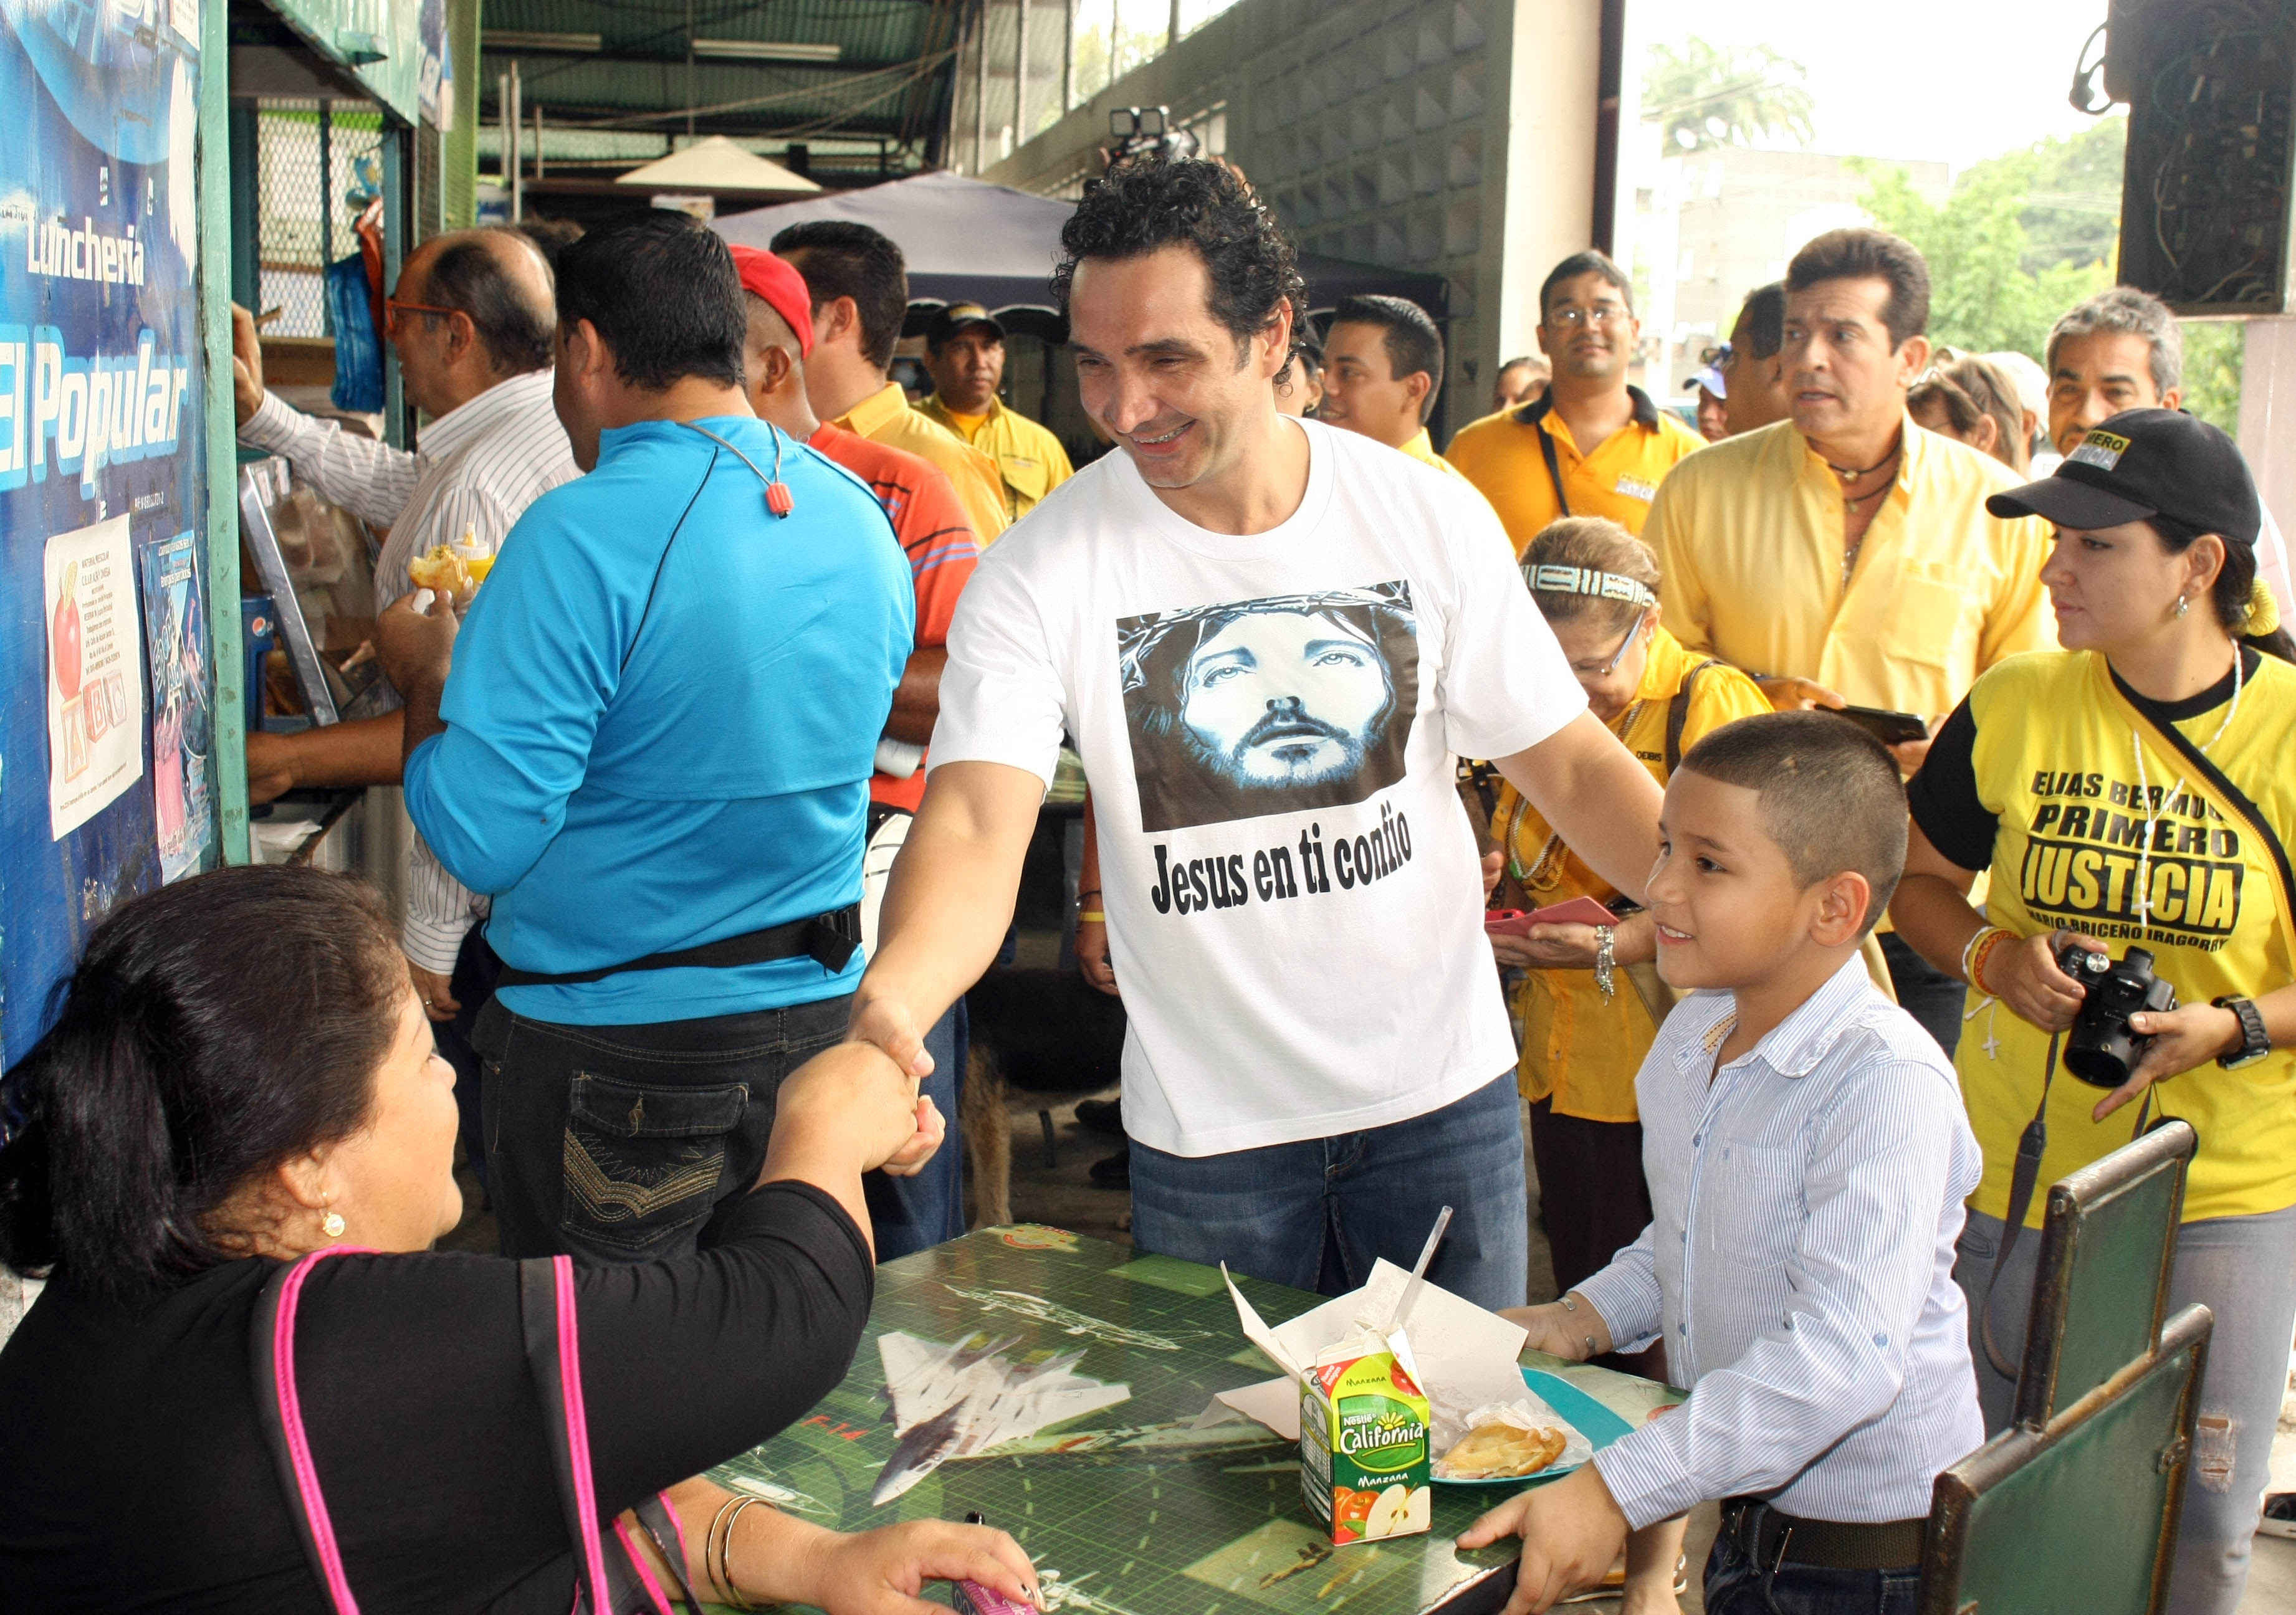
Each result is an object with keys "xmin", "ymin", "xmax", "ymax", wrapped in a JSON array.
[{"xmin": 712, "ymin": 169, "xmax": 1453, "ymax": 341}]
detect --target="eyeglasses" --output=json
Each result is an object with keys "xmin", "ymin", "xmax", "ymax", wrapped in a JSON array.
[
  {"xmin": 383, "ymin": 297, "xmax": 461, "ymax": 339},
  {"xmin": 1698, "ymin": 341, "xmax": 1735, "ymax": 368},
  {"xmin": 1546, "ymin": 306, "xmax": 1627, "ymax": 330},
  {"xmin": 1572, "ymin": 609, "xmax": 1649, "ymax": 679}
]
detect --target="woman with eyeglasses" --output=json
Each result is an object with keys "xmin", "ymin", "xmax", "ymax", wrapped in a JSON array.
[{"xmin": 1908, "ymin": 350, "xmax": 2029, "ymax": 474}]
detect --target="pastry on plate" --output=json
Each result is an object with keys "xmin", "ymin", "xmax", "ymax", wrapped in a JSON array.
[{"xmin": 1436, "ymin": 1420, "xmax": 1567, "ymax": 1480}]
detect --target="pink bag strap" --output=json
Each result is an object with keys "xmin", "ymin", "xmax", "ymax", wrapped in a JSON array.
[
  {"xmin": 519, "ymin": 1255, "xmax": 615, "ymax": 1614},
  {"xmin": 250, "ymin": 1247, "xmax": 376, "ymax": 1615}
]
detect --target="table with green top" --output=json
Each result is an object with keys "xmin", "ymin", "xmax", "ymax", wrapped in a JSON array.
[{"xmin": 706, "ymin": 1226, "xmax": 1682, "ymax": 1615}]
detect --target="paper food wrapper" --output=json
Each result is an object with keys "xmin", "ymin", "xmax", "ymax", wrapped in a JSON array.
[
  {"xmin": 1428, "ymin": 1394, "xmax": 1596, "ymax": 1479},
  {"xmin": 1212, "ymin": 1259, "xmax": 1530, "ymax": 1444}
]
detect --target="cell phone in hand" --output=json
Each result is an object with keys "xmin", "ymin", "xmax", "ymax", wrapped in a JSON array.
[
  {"xmin": 1485, "ymin": 895, "xmax": 1617, "ymax": 935},
  {"xmin": 1834, "ymin": 705, "xmax": 1930, "ymax": 747}
]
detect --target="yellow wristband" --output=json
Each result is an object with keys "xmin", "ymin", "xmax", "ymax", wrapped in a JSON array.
[{"xmin": 1078, "ymin": 910, "xmax": 1106, "ymax": 923}]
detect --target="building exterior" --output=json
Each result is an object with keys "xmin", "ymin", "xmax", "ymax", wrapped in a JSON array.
[
  {"xmin": 959, "ymin": 0, "xmax": 1609, "ymax": 437},
  {"xmin": 1634, "ymin": 146, "xmax": 1949, "ymax": 404}
]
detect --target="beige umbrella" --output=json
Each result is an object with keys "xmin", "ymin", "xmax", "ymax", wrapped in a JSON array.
[{"xmin": 615, "ymin": 136, "xmax": 820, "ymax": 196}]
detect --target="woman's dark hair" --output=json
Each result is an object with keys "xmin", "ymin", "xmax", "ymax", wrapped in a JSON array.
[
  {"xmin": 2149, "ymin": 513, "xmax": 2296, "ymax": 664},
  {"xmin": 1052, "ymin": 158, "xmax": 1308, "ymax": 369},
  {"xmin": 0, "ymin": 865, "xmax": 406, "ymax": 1296},
  {"xmin": 555, "ymin": 212, "xmax": 747, "ymax": 392}
]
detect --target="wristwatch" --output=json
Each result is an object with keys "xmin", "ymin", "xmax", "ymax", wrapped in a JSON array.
[{"xmin": 2212, "ymin": 995, "xmax": 2271, "ymax": 1069}]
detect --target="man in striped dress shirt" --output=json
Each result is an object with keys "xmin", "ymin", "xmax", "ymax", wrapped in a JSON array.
[
  {"xmin": 231, "ymin": 226, "xmax": 580, "ymax": 1179},
  {"xmin": 1463, "ymin": 713, "xmax": 1983, "ymax": 1615}
]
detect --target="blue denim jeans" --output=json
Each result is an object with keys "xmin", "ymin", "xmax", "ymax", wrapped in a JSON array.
[
  {"xmin": 1956, "ymin": 1201, "xmax": 2296, "ymax": 1615},
  {"xmin": 1703, "ymin": 1525, "xmax": 1919, "ymax": 1615},
  {"xmin": 1127, "ymin": 1072, "xmax": 1529, "ymax": 1310},
  {"xmin": 864, "ymin": 999, "xmax": 967, "ymax": 1261}
]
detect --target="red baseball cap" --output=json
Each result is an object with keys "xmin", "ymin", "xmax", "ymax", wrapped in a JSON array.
[{"xmin": 728, "ymin": 244, "xmax": 814, "ymax": 357}]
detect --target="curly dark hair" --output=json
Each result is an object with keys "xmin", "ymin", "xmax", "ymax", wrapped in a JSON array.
[{"xmin": 1052, "ymin": 158, "xmax": 1307, "ymax": 366}]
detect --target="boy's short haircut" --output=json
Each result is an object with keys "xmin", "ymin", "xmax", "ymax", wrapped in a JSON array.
[{"xmin": 1679, "ymin": 712, "xmax": 1908, "ymax": 935}]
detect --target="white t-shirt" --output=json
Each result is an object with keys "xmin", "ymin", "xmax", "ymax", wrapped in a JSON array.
[{"xmin": 931, "ymin": 418, "xmax": 1587, "ymax": 1156}]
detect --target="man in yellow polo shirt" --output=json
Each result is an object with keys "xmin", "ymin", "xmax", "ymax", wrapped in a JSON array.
[
  {"xmin": 1647, "ymin": 226, "xmax": 2054, "ymax": 1056},
  {"xmin": 1316, "ymin": 294, "xmax": 1485, "ymax": 490},
  {"xmin": 1445, "ymin": 250, "xmax": 1704, "ymax": 555},
  {"xmin": 772, "ymin": 219, "xmax": 1008, "ymax": 543},
  {"xmin": 916, "ymin": 303, "xmax": 1074, "ymax": 522}
]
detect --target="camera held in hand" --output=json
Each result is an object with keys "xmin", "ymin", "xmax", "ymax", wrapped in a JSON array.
[{"xmin": 2055, "ymin": 943, "xmax": 2178, "ymax": 1089}]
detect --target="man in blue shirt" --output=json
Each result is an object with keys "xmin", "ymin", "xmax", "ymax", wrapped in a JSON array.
[{"xmin": 378, "ymin": 213, "xmax": 921, "ymax": 1263}]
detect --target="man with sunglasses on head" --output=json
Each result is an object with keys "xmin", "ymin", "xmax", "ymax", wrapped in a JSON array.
[
  {"xmin": 229, "ymin": 226, "xmax": 580, "ymax": 1179},
  {"xmin": 1446, "ymin": 251, "xmax": 1705, "ymax": 558}
]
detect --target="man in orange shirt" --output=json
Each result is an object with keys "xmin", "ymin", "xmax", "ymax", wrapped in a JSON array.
[
  {"xmin": 732, "ymin": 244, "xmax": 980, "ymax": 1257},
  {"xmin": 1445, "ymin": 250, "xmax": 1705, "ymax": 555}
]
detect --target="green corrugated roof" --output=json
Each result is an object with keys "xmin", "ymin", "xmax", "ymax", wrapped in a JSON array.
[{"xmin": 477, "ymin": 0, "xmax": 962, "ymax": 153}]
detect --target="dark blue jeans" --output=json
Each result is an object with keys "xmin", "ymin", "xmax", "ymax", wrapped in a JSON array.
[
  {"xmin": 476, "ymin": 993, "xmax": 853, "ymax": 1263},
  {"xmin": 1127, "ymin": 1071, "xmax": 1529, "ymax": 1310},
  {"xmin": 1704, "ymin": 1522, "xmax": 1919, "ymax": 1615}
]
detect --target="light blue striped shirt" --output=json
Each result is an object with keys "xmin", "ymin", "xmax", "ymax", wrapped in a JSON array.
[{"xmin": 1580, "ymin": 956, "xmax": 1985, "ymax": 1528}]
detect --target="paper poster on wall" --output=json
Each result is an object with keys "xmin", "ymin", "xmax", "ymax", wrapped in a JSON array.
[
  {"xmin": 44, "ymin": 515, "xmax": 143, "ymax": 837},
  {"xmin": 1, "ymin": 0, "xmax": 207, "ymax": 1064},
  {"xmin": 140, "ymin": 530, "xmax": 212, "ymax": 882}
]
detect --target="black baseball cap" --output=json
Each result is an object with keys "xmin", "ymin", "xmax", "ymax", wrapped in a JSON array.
[
  {"xmin": 926, "ymin": 302, "xmax": 1005, "ymax": 351},
  {"xmin": 1986, "ymin": 407, "xmax": 2260, "ymax": 544}
]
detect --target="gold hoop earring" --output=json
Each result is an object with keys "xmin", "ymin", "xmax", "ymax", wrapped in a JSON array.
[
  {"xmin": 321, "ymin": 1203, "xmax": 345, "ymax": 1240},
  {"xmin": 2176, "ymin": 595, "xmax": 2189, "ymax": 617}
]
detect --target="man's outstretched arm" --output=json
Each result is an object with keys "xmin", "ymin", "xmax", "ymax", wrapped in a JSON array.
[
  {"xmin": 849, "ymin": 761, "xmax": 1046, "ymax": 1077},
  {"xmin": 1489, "ymin": 711, "xmax": 1665, "ymax": 905}
]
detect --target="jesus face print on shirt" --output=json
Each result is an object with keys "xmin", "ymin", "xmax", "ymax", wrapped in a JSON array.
[{"xmin": 1119, "ymin": 581, "xmax": 1419, "ymax": 832}]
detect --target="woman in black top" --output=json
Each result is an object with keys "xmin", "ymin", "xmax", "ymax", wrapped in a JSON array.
[{"xmin": 0, "ymin": 864, "xmax": 1038, "ymax": 1613}]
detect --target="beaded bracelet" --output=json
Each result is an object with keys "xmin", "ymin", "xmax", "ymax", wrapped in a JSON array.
[{"xmin": 1966, "ymin": 927, "xmax": 2016, "ymax": 999}]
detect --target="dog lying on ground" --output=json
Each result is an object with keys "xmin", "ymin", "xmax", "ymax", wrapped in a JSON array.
[{"xmin": 959, "ymin": 967, "xmax": 1127, "ymax": 1227}]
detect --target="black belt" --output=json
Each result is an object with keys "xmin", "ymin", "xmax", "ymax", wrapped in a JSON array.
[
  {"xmin": 491, "ymin": 904, "xmax": 861, "ymax": 988},
  {"xmin": 1720, "ymin": 1498, "xmax": 1925, "ymax": 1573}
]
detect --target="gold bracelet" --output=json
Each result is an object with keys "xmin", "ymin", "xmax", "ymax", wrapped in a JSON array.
[
  {"xmin": 1959, "ymin": 925, "xmax": 2008, "ymax": 989},
  {"xmin": 1078, "ymin": 910, "xmax": 1106, "ymax": 923},
  {"xmin": 714, "ymin": 1497, "xmax": 764, "ymax": 1611},
  {"xmin": 1968, "ymin": 929, "xmax": 2016, "ymax": 1000}
]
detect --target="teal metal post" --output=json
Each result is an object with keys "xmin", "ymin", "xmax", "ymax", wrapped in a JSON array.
[
  {"xmin": 382, "ymin": 125, "xmax": 406, "ymax": 447},
  {"xmin": 201, "ymin": 0, "xmax": 249, "ymax": 862}
]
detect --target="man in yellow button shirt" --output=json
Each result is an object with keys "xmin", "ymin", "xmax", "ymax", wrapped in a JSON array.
[
  {"xmin": 916, "ymin": 303, "xmax": 1074, "ymax": 523},
  {"xmin": 1445, "ymin": 250, "xmax": 1705, "ymax": 555},
  {"xmin": 1646, "ymin": 227, "xmax": 2054, "ymax": 1056},
  {"xmin": 1316, "ymin": 295, "xmax": 1484, "ymax": 490},
  {"xmin": 772, "ymin": 220, "xmax": 1008, "ymax": 543}
]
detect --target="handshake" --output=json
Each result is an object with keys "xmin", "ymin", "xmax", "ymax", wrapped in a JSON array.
[{"xmin": 768, "ymin": 1041, "xmax": 947, "ymax": 1186}]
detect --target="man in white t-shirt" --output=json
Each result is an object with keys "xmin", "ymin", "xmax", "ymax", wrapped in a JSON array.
[{"xmin": 851, "ymin": 160, "xmax": 1663, "ymax": 1307}]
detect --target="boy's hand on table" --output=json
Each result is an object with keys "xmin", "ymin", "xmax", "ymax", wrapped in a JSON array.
[
  {"xmin": 1457, "ymin": 1464, "xmax": 1632, "ymax": 1615},
  {"xmin": 1501, "ymin": 1293, "xmax": 1613, "ymax": 1361}
]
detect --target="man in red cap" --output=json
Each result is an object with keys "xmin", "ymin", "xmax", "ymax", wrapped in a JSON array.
[{"xmin": 731, "ymin": 243, "xmax": 981, "ymax": 1256}]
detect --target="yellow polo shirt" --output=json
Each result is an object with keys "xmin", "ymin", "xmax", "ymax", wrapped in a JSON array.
[
  {"xmin": 1649, "ymin": 416, "xmax": 2055, "ymax": 720},
  {"xmin": 916, "ymin": 393, "xmax": 1074, "ymax": 523},
  {"xmin": 1400, "ymin": 427, "xmax": 1476, "ymax": 484},
  {"xmin": 835, "ymin": 383, "xmax": 1008, "ymax": 544},
  {"xmin": 1443, "ymin": 386, "xmax": 1705, "ymax": 556}
]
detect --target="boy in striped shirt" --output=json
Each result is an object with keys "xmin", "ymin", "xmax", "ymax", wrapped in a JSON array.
[{"xmin": 1464, "ymin": 712, "xmax": 1983, "ymax": 1615}]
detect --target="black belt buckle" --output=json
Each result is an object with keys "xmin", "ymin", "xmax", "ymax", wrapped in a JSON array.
[{"xmin": 806, "ymin": 907, "xmax": 860, "ymax": 974}]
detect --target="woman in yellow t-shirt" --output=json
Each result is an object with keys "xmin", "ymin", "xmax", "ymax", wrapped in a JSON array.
[
  {"xmin": 1487, "ymin": 520, "xmax": 1770, "ymax": 1340},
  {"xmin": 1893, "ymin": 411, "xmax": 2296, "ymax": 1615}
]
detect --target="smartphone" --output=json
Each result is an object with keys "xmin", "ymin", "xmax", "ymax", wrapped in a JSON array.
[
  {"xmin": 1485, "ymin": 895, "xmax": 1618, "ymax": 935},
  {"xmin": 1834, "ymin": 705, "xmax": 1930, "ymax": 747}
]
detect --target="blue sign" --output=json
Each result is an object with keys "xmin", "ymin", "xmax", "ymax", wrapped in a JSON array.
[{"xmin": 0, "ymin": 0, "xmax": 211, "ymax": 1065}]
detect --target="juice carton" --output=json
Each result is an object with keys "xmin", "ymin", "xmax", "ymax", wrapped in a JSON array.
[{"xmin": 1298, "ymin": 1343, "xmax": 1433, "ymax": 1545}]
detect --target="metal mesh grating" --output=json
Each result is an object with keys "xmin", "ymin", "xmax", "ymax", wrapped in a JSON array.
[{"xmin": 254, "ymin": 99, "xmax": 386, "ymax": 338}]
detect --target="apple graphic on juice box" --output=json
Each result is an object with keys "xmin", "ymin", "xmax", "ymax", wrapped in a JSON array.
[{"xmin": 54, "ymin": 559, "xmax": 84, "ymax": 700}]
